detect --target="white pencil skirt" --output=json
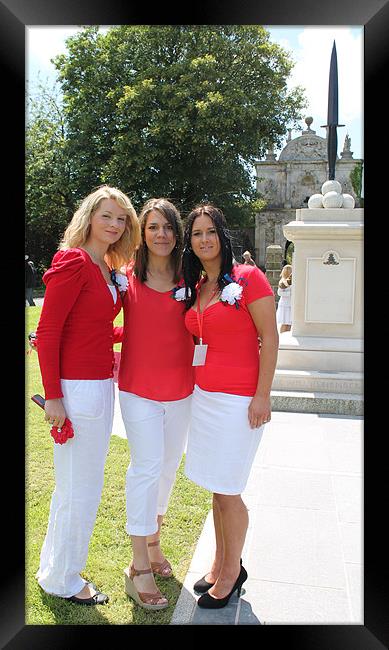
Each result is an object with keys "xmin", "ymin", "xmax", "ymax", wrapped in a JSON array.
[{"xmin": 184, "ymin": 384, "xmax": 265, "ymax": 495}]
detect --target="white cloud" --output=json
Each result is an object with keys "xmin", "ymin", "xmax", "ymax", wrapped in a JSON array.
[{"xmin": 26, "ymin": 27, "xmax": 82, "ymax": 73}]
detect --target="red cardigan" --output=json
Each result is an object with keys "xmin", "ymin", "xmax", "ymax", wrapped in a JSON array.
[{"xmin": 37, "ymin": 248, "xmax": 122, "ymax": 400}]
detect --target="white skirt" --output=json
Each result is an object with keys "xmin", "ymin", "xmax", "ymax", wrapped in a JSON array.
[
  {"xmin": 276, "ymin": 299, "xmax": 292, "ymax": 325},
  {"xmin": 276, "ymin": 287, "xmax": 292, "ymax": 325},
  {"xmin": 184, "ymin": 385, "xmax": 265, "ymax": 495}
]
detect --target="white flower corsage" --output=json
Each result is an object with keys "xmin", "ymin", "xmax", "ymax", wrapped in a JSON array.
[
  {"xmin": 111, "ymin": 270, "xmax": 129, "ymax": 293},
  {"xmin": 220, "ymin": 281, "xmax": 243, "ymax": 307},
  {"xmin": 172, "ymin": 286, "xmax": 191, "ymax": 301}
]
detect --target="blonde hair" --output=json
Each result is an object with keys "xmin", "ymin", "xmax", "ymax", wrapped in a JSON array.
[
  {"xmin": 279, "ymin": 264, "xmax": 292, "ymax": 288},
  {"xmin": 60, "ymin": 185, "xmax": 141, "ymax": 269}
]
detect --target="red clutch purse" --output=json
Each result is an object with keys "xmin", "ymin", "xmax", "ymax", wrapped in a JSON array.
[
  {"xmin": 50, "ymin": 419, "xmax": 74, "ymax": 444},
  {"xmin": 31, "ymin": 394, "xmax": 74, "ymax": 444}
]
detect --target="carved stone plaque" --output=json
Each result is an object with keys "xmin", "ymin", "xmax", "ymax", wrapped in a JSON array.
[{"xmin": 305, "ymin": 255, "xmax": 356, "ymax": 324}]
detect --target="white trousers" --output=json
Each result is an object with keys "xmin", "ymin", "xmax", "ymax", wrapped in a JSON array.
[
  {"xmin": 36, "ymin": 378, "xmax": 114, "ymax": 598},
  {"xmin": 119, "ymin": 391, "xmax": 192, "ymax": 536}
]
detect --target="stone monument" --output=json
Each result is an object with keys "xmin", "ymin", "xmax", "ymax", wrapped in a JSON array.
[
  {"xmin": 254, "ymin": 118, "xmax": 362, "ymax": 269},
  {"xmin": 271, "ymin": 42, "xmax": 363, "ymax": 416}
]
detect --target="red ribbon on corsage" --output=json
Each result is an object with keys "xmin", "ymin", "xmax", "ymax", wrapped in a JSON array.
[{"xmin": 50, "ymin": 418, "xmax": 74, "ymax": 444}]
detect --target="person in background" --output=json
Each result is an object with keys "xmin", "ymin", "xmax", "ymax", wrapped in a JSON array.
[
  {"xmin": 242, "ymin": 250, "xmax": 256, "ymax": 266},
  {"xmin": 25, "ymin": 254, "xmax": 37, "ymax": 306},
  {"xmin": 276, "ymin": 264, "xmax": 292, "ymax": 333},
  {"xmin": 35, "ymin": 185, "xmax": 140, "ymax": 605},
  {"xmin": 118, "ymin": 198, "xmax": 194, "ymax": 611},
  {"xmin": 182, "ymin": 204, "xmax": 278, "ymax": 609}
]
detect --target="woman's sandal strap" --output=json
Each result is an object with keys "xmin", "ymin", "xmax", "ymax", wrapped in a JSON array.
[
  {"xmin": 130, "ymin": 566, "xmax": 153, "ymax": 577},
  {"xmin": 151, "ymin": 559, "xmax": 172, "ymax": 574},
  {"xmin": 138, "ymin": 590, "xmax": 165, "ymax": 605}
]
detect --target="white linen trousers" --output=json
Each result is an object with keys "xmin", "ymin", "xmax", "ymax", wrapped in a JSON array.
[
  {"xmin": 36, "ymin": 378, "xmax": 114, "ymax": 598},
  {"xmin": 119, "ymin": 391, "xmax": 192, "ymax": 536}
]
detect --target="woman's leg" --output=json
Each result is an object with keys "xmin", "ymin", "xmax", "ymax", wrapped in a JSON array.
[
  {"xmin": 208, "ymin": 493, "xmax": 248, "ymax": 599},
  {"xmin": 120, "ymin": 392, "xmax": 164, "ymax": 537},
  {"xmin": 37, "ymin": 379, "xmax": 114, "ymax": 598},
  {"xmin": 205, "ymin": 496, "xmax": 225, "ymax": 583},
  {"xmin": 129, "ymin": 535, "xmax": 167, "ymax": 606},
  {"xmin": 119, "ymin": 391, "xmax": 168, "ymax": 598},
  {"xmin": 156, "ymin": 395, "xmax": 191, "ymax": 515},
  {"xmin": 147, "ymin": 395, "xmax": 191, "ymax": 569}
]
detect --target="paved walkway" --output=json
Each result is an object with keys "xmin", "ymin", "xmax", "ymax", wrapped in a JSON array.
[{"xmin": 169, "ymin": 410, "xmax": 363, "ymax": 625}]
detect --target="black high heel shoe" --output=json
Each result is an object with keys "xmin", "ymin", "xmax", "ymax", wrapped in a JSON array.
[
  {"xmin": 197, "ymin": 564, "xmax": 247, "ymax": 609},
  {"xmin": 193, "ymin": 574, "xmax": 214, "ymax": 594},
  {"xmin": 193, "ymin": 558, "xmax": 242, "ymax": 594}
]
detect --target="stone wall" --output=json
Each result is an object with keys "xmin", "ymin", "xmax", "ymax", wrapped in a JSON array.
[
  {"xmin": 256, "ymin": 159, "xmax": 359, "ymax": 210},
  {"xmin": 264, "ymin": 245, "xmax": 283, "ymax": 302},
  {"xmin": 229, "ymin": 227, "xmax": 256, "ymax": 264}
]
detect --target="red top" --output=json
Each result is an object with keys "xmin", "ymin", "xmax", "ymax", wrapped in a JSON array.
[
  {"xmin": 36, "ymin": 248, "xmax": 122, "ymax": 399},
  {"xmin": 118, "ymin": 270, "xmax": 195, "ymax": 400},
  {"xmin": 184, "ymin": 264, "xmax": 274, "ymax": 396}
]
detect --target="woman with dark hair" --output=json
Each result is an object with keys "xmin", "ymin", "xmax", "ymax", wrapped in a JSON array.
[
  {"xmin": 182, "ymin": 204, "xmax": 279, "ymax": 609},
  {"xmin": 117, "ymin": 198, "xmax": 194, "ymax": 610}
]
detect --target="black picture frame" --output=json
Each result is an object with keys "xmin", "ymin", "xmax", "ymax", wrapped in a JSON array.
[{"xmin": 3, "ymin": 0, "xmax": 388, "ymax": 646}]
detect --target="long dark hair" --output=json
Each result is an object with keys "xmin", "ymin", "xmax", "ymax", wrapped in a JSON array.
[
  {"xmin": 133, "ymin": 198, "xmax": 183, "ymax": 283},
  {"xmin": 182, "ymin": 204, "xmax": 234, "ymax": 310}
]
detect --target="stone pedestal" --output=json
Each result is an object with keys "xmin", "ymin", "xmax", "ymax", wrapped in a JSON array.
[
  {"xmin": 265, "ymin": 244, "xmax": 283, "ymax": 300},
  {"xmin": 271, "ymin": 207, "xmax": 363, "ymax": 415}
]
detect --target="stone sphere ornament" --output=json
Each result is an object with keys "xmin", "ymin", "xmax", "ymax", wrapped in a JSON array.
[
  {"xmin": 308, "ymin": 193, "xmax": 324, "ymax": 208},
  {"xmin": 341, "ymin": 194, "xmax": 355, "ymax": 209},
  {"xmin": 321, "ymin": 180, "xmax": 342, "ymax": 195},
  {"xmin": 322, "ymin": 191, "xmax": 344, "ymax": 208}
]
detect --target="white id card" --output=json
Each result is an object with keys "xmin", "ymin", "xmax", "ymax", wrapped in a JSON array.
[{"xmin": 192, "ymin": 344, "xmax": 208, "ymax": 366}]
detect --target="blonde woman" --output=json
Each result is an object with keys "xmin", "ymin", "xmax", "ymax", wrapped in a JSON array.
[
  {"xmin": 276, "ymin": 264, "xmax": 292, "ymax": 333},
  {"xmin": 35, "ymin": 186, "xmax": 140, "ymax": 605},
  {"xmin": 242, "ymin": 250, "xmax": 256, "ymax": 266}
]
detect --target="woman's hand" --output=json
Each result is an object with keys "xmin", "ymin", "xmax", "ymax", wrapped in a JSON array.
[
  {"xmin": 248, "ymin": 394, "xmax": 271, "ymax": 429},
  {"xmin": 44, "ymin": 399, "xmax": 66, "ymax": 429},
  {"xmin": 27, "ymin": 332, "xmax": 38, "ymax": 355}
]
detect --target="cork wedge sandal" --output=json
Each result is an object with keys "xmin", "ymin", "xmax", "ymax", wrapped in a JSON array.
[
  {"xmin": 124, "ymin": 565, "xmax": 168, "ymax": 610},
  {"xmin": 148, "ymin": 540, "xmax": 173, "ymax": 578}
]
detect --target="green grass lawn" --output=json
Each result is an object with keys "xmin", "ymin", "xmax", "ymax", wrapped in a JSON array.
[{"xmin": 25, "ymin": 307, "xmax": 212, "ymax": 625}]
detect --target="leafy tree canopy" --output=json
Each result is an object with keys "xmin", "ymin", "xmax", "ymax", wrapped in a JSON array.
[
  {"xmin": 25, "ymin": 82, "xmax": 76, "ymax": 273},
  {"xmin": 350, "ymin": 161, "xmax": 363, "ymax": 203},
  {"xmin": 53, "ymin": 25, "xmax": 306, "ymax": 225}
]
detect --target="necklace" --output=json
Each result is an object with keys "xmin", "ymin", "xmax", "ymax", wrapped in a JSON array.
[
  {"xmin": 198, "ymin": 278, "xmax": 220, "ymax": 311},
  {"xmin": 203, "ymin": 277, "xmax": 220, "ymax": 292}
]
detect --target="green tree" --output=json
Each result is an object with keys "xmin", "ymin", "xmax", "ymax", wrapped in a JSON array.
[
  {"xmin": 54, "ymin": 25, "xmax": 306, "ymax": 225},
  {"xmin": 350, "ymin": 162, "xmax": 363, "ymax": 205},
  {"xmin": 25, "ymin": 82, "xmax": 76, "ymax": 272}
]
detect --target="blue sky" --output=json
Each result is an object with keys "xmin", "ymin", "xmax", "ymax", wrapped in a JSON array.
[{"xmin": 26, "ymin": 25, "xmax": 363, "ymax": 160}]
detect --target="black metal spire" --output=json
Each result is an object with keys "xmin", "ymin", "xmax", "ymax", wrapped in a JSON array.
[{"xmin": 321, "ymin": 41, "xmax": 345, "ymax": 180}]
